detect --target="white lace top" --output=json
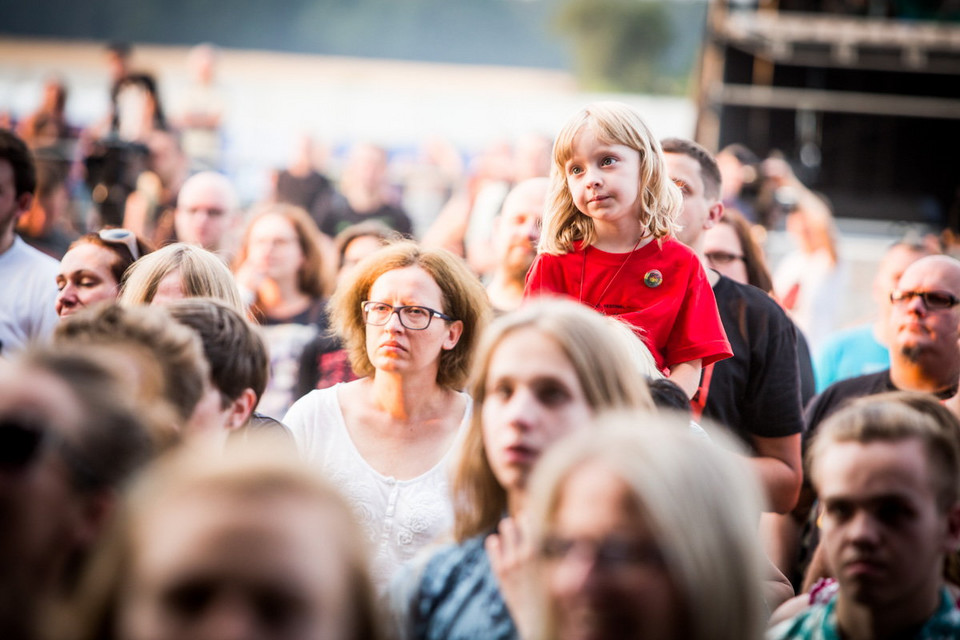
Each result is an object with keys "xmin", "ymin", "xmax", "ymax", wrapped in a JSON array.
[{"xmin": 284, "ymin": 384, "xmax": 471, "ymax": 591}]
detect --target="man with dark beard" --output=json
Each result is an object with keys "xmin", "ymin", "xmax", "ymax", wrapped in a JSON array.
[
  {"xmin": 805, "ymin": 254, "xmax": 960, "ymax": 433},
  {"xmin": 485, "ymin": 177, "xmax": 547, "ymax": 314}
]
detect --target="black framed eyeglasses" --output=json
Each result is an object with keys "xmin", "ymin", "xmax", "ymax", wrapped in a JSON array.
[
  {"xmin": 361, "ymin": 301, "xmax": 454, "ymax": 330},
  {"xmin": 705, "ymin": 251, "xmax": 744, "ymax": 266},
  {"xmin": 889, "ymin": 289, "xmax": 960, "ymax": 310}
]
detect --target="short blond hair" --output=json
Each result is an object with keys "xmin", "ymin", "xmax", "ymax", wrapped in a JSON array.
[
  {"xmin": 808, "ymin": 392, "xmax": 960, "ymax": 510},
  {"xmin": 529, "ymin": 416, "xmax": 766, "ymax": 640},
  {"xmin": 540, "ymin": 102, "xmax": 681, "ymax": 255},
  {"xmin": 452, "ymin": 299, "xmax": 657, "ymax": 542},
  {"xmin": 328, "ymin": 240, "xmax": 490, "ymax": 390}
]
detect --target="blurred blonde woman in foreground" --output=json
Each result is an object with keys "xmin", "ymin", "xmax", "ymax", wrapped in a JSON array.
[{"xmin": 528, "ymin": 416, "xmax": 767, "ymax": 640}]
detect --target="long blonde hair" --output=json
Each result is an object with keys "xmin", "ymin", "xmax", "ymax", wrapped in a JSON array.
[
  {"xmin": 529, "ymin": 417, "xmax": 766, "ymax": 640},
  {"xmin": 452, "ymin": 299, "xmax": 657, "ymax": 542},
  {"xmin": 539, "ymin": 102, "xmax": 682, "ymax": 255}
]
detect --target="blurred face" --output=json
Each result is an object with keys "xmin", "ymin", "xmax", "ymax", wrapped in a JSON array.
[
  {"xmin": 152, "ymin": 270, "xmax": 186, "ymax": 305},
  {"xmin": 339, "ymin": 236, "xmax": 383, "ymax": 284},
  {"xmin": 56, "ymin": 243, "xmax": 121, "ymax": 317},
  {"xmin": 889, "ymin": 257, "xmax": 960, "ymax": 363},
  {"xmin": 246, "ymin": 215, "xmax": 305, "ymax": 283},
  {"xmin": 175, "ymin": 179, "xmax": 233, "ymax": 251},
  {"xmin": 664, "ymin": 152, "xmax": 719, "ymax": 251},
  {"xmin": 0, "ymin": 158, "xmax": 29, "ymax": 239},
  {"xmin": 816, "ymin": 440, "xmax": 959, "ymax": 612},
  {"xmin": 702, "ymin": 222, "xmax": 748, "ymax": 284},
  {"xmin": 348, "ymin": 145, "xmax": 386, "ymax": 193},
  {"xmin": 121, "ymin": 492, "xmax": 356, "ymax": 640},
  {"xmin": 544, "ymin": 462, "xmax": 683, "ymax": 640},
  {"xmin": 495, "ymin": 184, "xmax": 544, "ymax": 279},
  {"xmin": 481, "ymin": 328, "xmax": 592, "ymax": 495},
  {"xmin": 0, "ymin": 365, "xmax": 89, "ymax": 600},
  {"xmin": 363, "ymin": 266, "xmax": 462, "ymax": 377}
]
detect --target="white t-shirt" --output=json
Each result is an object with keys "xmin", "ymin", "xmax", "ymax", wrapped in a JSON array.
[
  {"xmin": 284, "ymin": 384, "xmax": 471, "ymax": 591},
  {"xmin": 0, "ymin": 236, "xmax": 59, "ymax": 357}
]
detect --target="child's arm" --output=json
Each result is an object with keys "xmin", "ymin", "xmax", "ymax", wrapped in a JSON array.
[{"xmin": 668, "ymin": 359, "xmax": 702, "ymax": 399}]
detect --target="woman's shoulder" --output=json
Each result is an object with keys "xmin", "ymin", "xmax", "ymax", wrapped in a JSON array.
[
  {"xmin": 284, "ymin": 384, "xmax": 343, "ymax": 426},
  {"xmin": 417, "ymin": 535, "xmax": 494, "ymax": 608},
  {"xmin": 411, "ymin": 534, "xmax": 518, "ymax": 640}
]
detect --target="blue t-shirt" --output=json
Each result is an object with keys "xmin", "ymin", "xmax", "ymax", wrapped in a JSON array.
[{"xmin": 814, "ymin": 324, "xmax": 889, "ymax": 393}]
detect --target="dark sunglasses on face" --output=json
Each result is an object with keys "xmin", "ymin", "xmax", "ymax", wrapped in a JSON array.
[
  {"xmin": 889, "ymin": 289, "xmax": 960, "ymax": 310},
  {"xmin": 0, "ymin": 417, "xmax": 48, "ymax": 472},
  {"xmin": 0, "ymin": 417, "xmax": 100, "ymax": 488}
]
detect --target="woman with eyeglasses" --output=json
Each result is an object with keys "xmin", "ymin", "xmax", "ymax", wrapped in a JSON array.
[
  {"xmin": 702, "ymin": 208, "xmax": 817, "ymax": 406},
  {"xmin": 233, "ymin": 203, "xmax": 332, "ymax": 419},
  {"xmin": 55, "ymin": 228, "xmax": 153, "ymax": 318},
  {"xmin": 702, "ymin": 209, "xmax": 773, "ymax": 293},
  {"xmin": 527, "ymin": 418, "xmax": 766, "ymax": 640},
  {"xmin": 283, "ymin": 240, "xmax": 490, "ymax": 591}
]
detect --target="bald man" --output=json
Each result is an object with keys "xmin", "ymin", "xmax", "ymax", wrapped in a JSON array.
[
  {"xmin": 173, "ymin": 171, "xmax": 238, "ymax": 255},
  {"xmin": 807, "ymin": 254, "xmax": 960, "ymax": 432},
  {"xmin": 486, "ymin": 177, "xmax": 548, "ymax": 313}
]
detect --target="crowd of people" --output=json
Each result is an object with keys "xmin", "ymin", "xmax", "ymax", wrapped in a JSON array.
[{"xmin": 3, "ymin": 47, "xmax": 960, "ymax": 640}]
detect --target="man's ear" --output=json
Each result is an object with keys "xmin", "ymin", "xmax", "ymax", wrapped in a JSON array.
[
  {"xmin": 15, "ymin": 192, "xmax": 33, "ymax": 217},
  {"xmin": 943, "ymin": 502, "xmax": 960, "ymax": 552},
  {"xmin": 704, "ymin": 200, "xmax": 724, "ymax": 230},
  {"xmin": 226, "ymin": 388, "xmax": 258, "ymax": 431}
]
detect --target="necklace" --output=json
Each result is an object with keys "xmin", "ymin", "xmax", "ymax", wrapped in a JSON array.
[{"xmin": 578, "ymin": 236, "xmax": 645, "ymax": 311}]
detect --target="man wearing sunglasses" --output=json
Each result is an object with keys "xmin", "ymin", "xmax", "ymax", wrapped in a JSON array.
[
  {"xmin": 806, "ymin": 254, "xmax": 960, "ymax": 433},
  {"xmin": 0, "ymin": 129, "xmax": 59, "ymax": 356}
]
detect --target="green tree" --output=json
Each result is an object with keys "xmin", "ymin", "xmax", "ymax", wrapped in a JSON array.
[{"xmin": 554, "ymin": 0, "xmax": 676, "ymax": 93}]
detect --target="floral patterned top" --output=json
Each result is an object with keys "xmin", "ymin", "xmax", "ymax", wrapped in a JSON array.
[{"xmin": 284, "ymin": 384, "xmax": 470, "ymax": 592}]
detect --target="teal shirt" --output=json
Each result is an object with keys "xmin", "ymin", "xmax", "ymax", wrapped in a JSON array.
[
  {"xmin": 814, "ymin": 324, "xmax": 889, "ymax": 393},
  {"xmin": 768, "ymin": 588, "xmax": 960, "ymax": 640}
]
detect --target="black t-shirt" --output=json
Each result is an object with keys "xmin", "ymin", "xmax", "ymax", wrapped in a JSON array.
[
  {"xmin": 275, "ymin": 170, "xmax": 335, "ymax": 224},
  {"xmin": 803, "ymin": 369, "xmax": 895, "ymax": 441},
  {"xmin": 316, "ymin": 198, "xmax": 413, "ymax": 238},
  {"xmin": 701, "ymin": 276, "xmax": 804, "ymax": 448}
]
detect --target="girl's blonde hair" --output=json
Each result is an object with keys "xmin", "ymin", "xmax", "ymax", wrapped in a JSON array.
[
  {"xmin": 451, "ymin": 299, "xmax": 656, "ymax": 542},
  {"xmin": 529, "ymin": 417, "xmax": 766, "ymax": 640},
  {"xmin": 540, "ymin": 102, "xmax": 682, "ymax": 255}
]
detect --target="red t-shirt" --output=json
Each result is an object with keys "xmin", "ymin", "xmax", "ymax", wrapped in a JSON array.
[{"xmin": 524, "ymin": 237, "xmax": 732, "ymax": 372}]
